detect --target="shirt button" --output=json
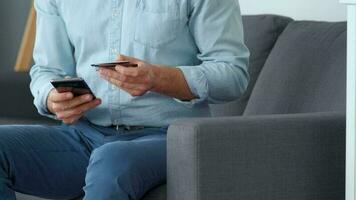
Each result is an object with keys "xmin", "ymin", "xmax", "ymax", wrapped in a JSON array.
[
  {"xmin": 111, "ymin": 84, "xmax": 116, "ymax": 90},
  {"xmin": 111, "ymin": 48, "xmax": 117, "ymax": 53},
  {"xmin": 112, "ymin": 11, "xmax": 119, "ymax": 17}
]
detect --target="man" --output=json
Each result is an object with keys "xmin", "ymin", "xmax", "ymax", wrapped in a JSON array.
[{"xmin": 0, "ymin": 0, "xmax": 249, "ymax": 199}]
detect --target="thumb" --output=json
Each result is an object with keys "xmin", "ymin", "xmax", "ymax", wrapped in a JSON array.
[{"xmin": 117, "ymin": 54, "xmax": 139, "ymax": 63}]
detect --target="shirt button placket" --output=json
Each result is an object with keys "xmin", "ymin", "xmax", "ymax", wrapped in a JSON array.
[
  {"xmin": 112, "ymin": 9, "xmax": 119, "ymax": 17},
  {"xmin": 109, "ymin": 0, "xmax": 123, "ymax": 125}
]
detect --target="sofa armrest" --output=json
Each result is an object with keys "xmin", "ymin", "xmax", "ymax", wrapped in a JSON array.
[{"xmin": 167, "ymin": 112, "xmax": 345, "ymax": 200}]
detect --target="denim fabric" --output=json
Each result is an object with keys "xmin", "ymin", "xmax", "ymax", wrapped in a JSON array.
[{"xmin": 0, "ymin": 120, "xmax": 167, "ymax": 200}]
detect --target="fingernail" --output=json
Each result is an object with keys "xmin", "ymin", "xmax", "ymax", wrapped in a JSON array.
[
  {"xmin": 83, "ymin": 95, "xmax": 92, "ymax": 100},
  {"xmin": 66, "ymin": 93, "xmax": 72, "ymax": 98}
]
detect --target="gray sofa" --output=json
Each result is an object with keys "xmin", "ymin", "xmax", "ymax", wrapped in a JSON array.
[{"xmin": 10, "ymin": 14, "xmax": 346, "ymax": 200}]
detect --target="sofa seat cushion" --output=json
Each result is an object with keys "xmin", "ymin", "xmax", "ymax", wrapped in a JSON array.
[
  {"xmin": 0, "ymin": 118, "xmax": 57, "ymax": 125},
  {"xmin": 210, "ymin": 15, "xmax": 293, "ymax": 117}
]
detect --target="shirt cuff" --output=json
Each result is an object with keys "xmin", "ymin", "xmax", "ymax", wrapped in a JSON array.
[
  {"xmin": 34, "ymin": 81, "xmax": 57, "ymax": 119},
  {"xmin": 175, "ymin": 66, "xmax": 209, "ymax": 106}
]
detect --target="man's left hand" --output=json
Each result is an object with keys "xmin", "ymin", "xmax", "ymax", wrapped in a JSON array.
[{"xmin": 98, "ymin": 55, "xmax": 158, "ymax": 97}]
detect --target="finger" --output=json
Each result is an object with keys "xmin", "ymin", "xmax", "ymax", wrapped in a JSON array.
[
  {"xmin": 106, "ymin": 77, "xmax": 146, "ymax": 91},
  {"xmin": 115, "ymin": 65, "xmax": 145, "ymax": 77},
  {"xmin": 100, "ymin": 68, "xmax": 148, "ymax": 84},
  {"xmin": 117, "ymin": 54, "xmax": 141, "ymax": 63},
  {"xmin": 109, "ymin": 79, "xmax": 147, "ymax": 97},
  {"xmin": 116, "ymin": 54, "xmax": 145, "ymax": 73},
  {"xmin": 61, "ymin": 94, "xmax": 94, "ymax": 111},
  {"xmin": 103, "ymin": 76, "xmax": 148, "ymax": 96},
  {"xmin": 51, "ymin": 94, "xmax": 93, "ymax": 112},
  {"xmin": 76, "ymin": 98, "xmax": 102, "ymax": 114},
  {"xmin": 57, "ymin": 99, "xmax": 101, "ymax": 119},
  {"xmin": 119, "ymin": 87, "xmax": 146, "ymax": 97},
  {"xmin": 57, "ymin": 98, "xmax": 101, "ymax": 119},
  {"xmin": 129, "ymin": 90, "xmax": 147, "ymax": 97},
  {"xmin": 50, "ymin": 91, "xmax": 73, "ymax": 103},
  {"xmin": 62, "ymin": 114, "xmax": 82, "ymax": 125},
  {"xmin": 99, "ymin": 67, "xmax": 122, "ymax": 80}
]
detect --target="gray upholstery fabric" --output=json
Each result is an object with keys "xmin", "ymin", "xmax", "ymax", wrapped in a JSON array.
[
  {"xmin": 0, "ymin": 118, "xmax": 57, "ymax": 125},
  {"xmin": 244, "ymin": 21, "xmax": 346, "ymax": 115},
  {"xmin": 167, "ymin": 112, "xmax": 345, "ymax": 200},
  {"xmin": 141, "ymin": 185, "xmax": 166, "ymax": 200},
  {"xmin": 210, "ymin": 15, "xmax": 293, "ymax": 117},
  {"xmin": 0, "ymin": 73, "xmax": 36, "ymax": 119},
  {"xmin": 0, "ymin": 73, "xmax": 55, "ymax": 124},
  {"xmin": 16, "ymin": 185, "xmax": 166, "ymax": 200}
]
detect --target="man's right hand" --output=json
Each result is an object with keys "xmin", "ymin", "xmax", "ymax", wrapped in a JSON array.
[{"xmin": 47, "ymin": 89, "xmax": 101, "ymax": 124}]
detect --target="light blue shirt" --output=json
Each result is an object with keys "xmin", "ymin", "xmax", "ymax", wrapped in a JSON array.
[{"xmin": 30, "ymin": 0, "xmax": 250, "ymax": 127}]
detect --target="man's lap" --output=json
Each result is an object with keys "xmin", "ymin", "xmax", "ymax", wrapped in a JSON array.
[{"xmin": 0, "ymin": 122, "xmax": 167, "ymax": 199}]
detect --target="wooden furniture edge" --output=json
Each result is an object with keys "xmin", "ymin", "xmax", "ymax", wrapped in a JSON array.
[{"xmin": 14, "ymin": 4, "xmax": 36, "ymax": 72}]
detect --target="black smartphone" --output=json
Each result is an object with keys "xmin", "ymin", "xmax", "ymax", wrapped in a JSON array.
[
  {"xmin": 91, "ymin": 61, "xmax": 138, "ymax": 68},
  {"xmin": 50, "ymin": 77, "xmax": 96, "ymax": 98}
]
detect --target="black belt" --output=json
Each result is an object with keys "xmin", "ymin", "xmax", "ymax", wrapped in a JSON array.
[{"xmin": 110, "ymin": 124, "xmax": 155, "ymax": 131}]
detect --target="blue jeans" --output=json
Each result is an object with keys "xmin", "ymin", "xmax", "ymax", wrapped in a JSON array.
[{"xmin": 0, "ymin": 119, "xmax": 167, "ymax": 200}]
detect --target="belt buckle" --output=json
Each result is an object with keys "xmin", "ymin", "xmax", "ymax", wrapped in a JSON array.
[
  {"xmin": 124, "ymin": 125, "xmax": 131, "ymax": 131},
  {"xmin": 114, "ymin": 124, "xmax": 146, "ymax": 131},
  {"xmin": 115, "ymin": 124, "xmax": 131, "ymax": 131}
]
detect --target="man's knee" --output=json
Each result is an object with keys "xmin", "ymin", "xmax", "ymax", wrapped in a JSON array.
[
  {"xmin": 87, "ymin": 142, "xmax": 149, "ymax": 199},
  {"xmin": 89, "ymin": 142, "xmax": 139, "ymax": 171},
  {"xmin": 0, "ymin": 126, "xmax": 15, "ymax": 162}
]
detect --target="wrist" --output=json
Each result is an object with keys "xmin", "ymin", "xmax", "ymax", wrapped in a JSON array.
[
  {"xmin": 150, "ymin": 65, "xmax": 166, "ymax": 93},
  {"xmin": 149, "ymin": 65, "xmax": 195, "ymax": 100},
  {"xmin": 46, "ymin": 89, "xmax": 55, "ymax": 114}
]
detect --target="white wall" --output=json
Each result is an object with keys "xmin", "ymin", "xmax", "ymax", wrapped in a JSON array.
[{"xmin": 239, "ymin": 0, "xmax": 346, "ymax": 21}]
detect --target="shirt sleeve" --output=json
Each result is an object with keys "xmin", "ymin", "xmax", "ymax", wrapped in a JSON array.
[
  {"xmin": 30, "ymin": 0, "xmax": 76, "ymax": 118},
  {"xmin": 175, "ymin": 0, "xmax": 250, "ymax": 105}
]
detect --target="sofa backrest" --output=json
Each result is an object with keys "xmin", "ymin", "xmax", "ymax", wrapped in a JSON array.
[
  {"xmin": 0, "ymin": 72, "xmax": 54, "ymax": 124},
  {"xmin": 244, "ymin": 21, "xmax": 346, "ymax": 115},
  {"xmin": 210, "ymin": 15, "xmax": 293, "ymax": 117}
]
